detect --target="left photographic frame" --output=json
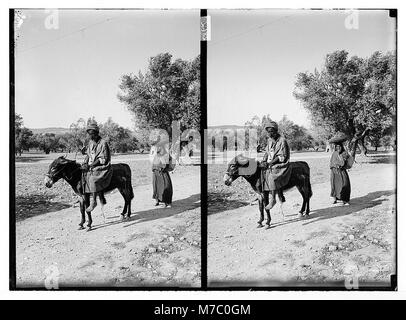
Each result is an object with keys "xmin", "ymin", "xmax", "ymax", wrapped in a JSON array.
[{"xmin": 10, "ymin": 8, "xmax": 202, "ymax": 289}]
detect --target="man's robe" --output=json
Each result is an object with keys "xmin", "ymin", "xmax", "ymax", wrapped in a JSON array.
[
  {"xmin": 262, "ymin": 135, "xmax": 292, "ymax": 191},
  {"xmin": 83, "ymin": 138, "xmax": 113, "ymax": 193}
]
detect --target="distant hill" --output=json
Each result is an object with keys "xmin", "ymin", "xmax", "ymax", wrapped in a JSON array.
[{"xmin": 30, "ymin": 127, "xmax": 70, "ymax": 135}]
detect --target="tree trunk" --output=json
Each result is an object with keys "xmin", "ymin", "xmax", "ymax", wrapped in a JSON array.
[{"xmin": 349, "ymin": 128, "xmax": 370, "ymax": 159}]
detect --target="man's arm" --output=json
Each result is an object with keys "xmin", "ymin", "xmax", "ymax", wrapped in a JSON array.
[
  {"xmin": 259, "ymin": 144, "xmax": 269, "ymax": 168},
  {"xmin": 81, "ymin": 145, "xmax": 90, "ymax": 170},
  {"xmin": 268, "ymin": 138, "xmax": 289, "ymax": 167},
  {"xmin": 91, "ymin": 141, "xmax": 110, "ymax": 168}
]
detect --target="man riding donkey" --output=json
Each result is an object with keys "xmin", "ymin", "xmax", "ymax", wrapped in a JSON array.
[
  {"xmin": 81, "ymin": 121, "xmax": 113, "ymax": 213},
  {"xmin": 260, "ymin": 120, "xmax": 292, "ymax": 212}
]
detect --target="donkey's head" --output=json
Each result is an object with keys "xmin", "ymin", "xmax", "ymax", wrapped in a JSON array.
[
  {"xmin": 223, "ymin": 154, "xmax": 256, "ymax": 186},
  {"xmin": 44, "ymin": 156, "xmax": 74, "ymax": 188}
]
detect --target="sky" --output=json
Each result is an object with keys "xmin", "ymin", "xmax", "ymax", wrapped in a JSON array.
[
  {"xmin": 207, "ymin": 9, "xmax": 396, "ymax": 128},
  {"xmin": 15, "ymin": 9, "xmax": 200, "ymax": 129}
]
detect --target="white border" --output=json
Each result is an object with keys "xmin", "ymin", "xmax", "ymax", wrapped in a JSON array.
[{"xmin": 1, "ymin": 0, "xmax": 404, "ymax": 300}]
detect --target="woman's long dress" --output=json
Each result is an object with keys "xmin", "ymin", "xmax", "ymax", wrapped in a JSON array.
[
  {"xmin": 150, "ymin": 145, "xmax": 173, "ymax": 205},
  {"xmin": 152, "ymin": 167, "xmax": 173, "ymax": 204},
  {"xmin": 330, "ymin": 151, "xmax": 351, "ymax": 202}
]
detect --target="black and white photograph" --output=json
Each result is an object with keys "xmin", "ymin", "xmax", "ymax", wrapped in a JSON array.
[
  {"xmin": 6, "ymin": 2, "xmax": 404, "ymax": 302},
  {"xmin": 207, "ymin": 9, "xmax": 396, "ymax": 288},
  {"xmin": 12, "ymin": 9, "xmax": 201, "ymax": 288}
]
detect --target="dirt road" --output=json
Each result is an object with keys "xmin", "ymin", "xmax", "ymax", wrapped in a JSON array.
[
  {"xmin": 208, "ymin": 160, "xmax": 396, "ymax": 287},
  {"xmin": 16, "ymin": 167, "xmax": 201, "ymax": 288}
]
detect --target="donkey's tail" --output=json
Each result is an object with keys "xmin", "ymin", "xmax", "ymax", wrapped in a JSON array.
[
  {"xmin": 129, "ymin": 178, "xmax": 134, "ymax": 200},
  {"xmin": 126, "ymin": 167, "xmax": 134, "ymax": 200},
  {"xmin": 307, "ymin": 167, "xmax": 313, "ymax": 198}
]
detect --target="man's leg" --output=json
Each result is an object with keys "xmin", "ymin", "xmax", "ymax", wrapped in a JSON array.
[
  {"xmin": 86, "ymin": 192, "xmax": 98, "ymax": 212},
  {"xmin": 99, "ymin": 192, "xmax": 107, "ymax": 205}
]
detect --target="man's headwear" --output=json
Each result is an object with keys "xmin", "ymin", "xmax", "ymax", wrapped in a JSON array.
[
  {"xmin": 86, "ymin": 121, "xmax": 99, "ymax": 133},
  {"xmin": 264, "ymin": 120, "xmax": 278, "ymax": 131}
]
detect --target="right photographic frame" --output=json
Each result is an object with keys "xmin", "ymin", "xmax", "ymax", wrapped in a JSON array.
[{"xmin": 206, "ymin": 9, "xmax": 397, "ymax": 289}]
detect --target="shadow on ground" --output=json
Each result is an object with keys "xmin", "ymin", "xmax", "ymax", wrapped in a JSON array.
[
  {"xmin": 16, "ymin": 194, "xmax": 71, "ymax": 221},
  {"xmin": 360, "ymin": 154, "xmax": 396, "ymax": 165},
  {"xmin": 207, "ymin": 191, "xmax": 250, "ymax": 215},
  {"xmin": 90, "ymin": 193, "xmax": 201, "ymax": 231},
  {"xmin": 266, "ymin": 189, "xmax": 395, "ymax": 230}
]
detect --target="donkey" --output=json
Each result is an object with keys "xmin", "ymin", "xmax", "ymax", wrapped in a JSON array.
[
  {"xmin": 44, "ymin": 156, "xmax": 134, "ymax": 230},
  {"xmin": 223, "ymin": 155, "xmax": 312, "ymax": 229}
]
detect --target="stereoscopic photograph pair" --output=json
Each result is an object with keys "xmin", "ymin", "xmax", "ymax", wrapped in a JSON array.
[{"xmin": 10, "ymin": 8, "xmax": 396, "ymax": 290}]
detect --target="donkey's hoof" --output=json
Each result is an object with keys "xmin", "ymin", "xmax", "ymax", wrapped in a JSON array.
[
  {"xmin": 265, "ymin": 225, "xmax": 271, "ymax": 230},
  {"xmin": 86, "ymin": 226, "xmax": 92, "ymax": 231},
  {"xmin": 120, "ymin": 215, "xmax": 126, "ymax": 221},
  {"xmin": 78, "ymin": 225, "xmax": 85, "ymax": 230},
  {"xmin": 257, "ymin": 223, "xmax": 263, "ymax": 228}
]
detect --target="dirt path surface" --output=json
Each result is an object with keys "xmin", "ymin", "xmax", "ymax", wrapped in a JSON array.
[
  {"xmin": 208, "ymin": 162, "xmax": 396, "ymax": 287},
  {"xmin": 16, "ymin": 168, "xmax": 201, "ymax": 288}
]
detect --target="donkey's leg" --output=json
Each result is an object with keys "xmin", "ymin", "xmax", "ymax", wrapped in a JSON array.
[
  {"xmin": 99, "ymin": 192, "xmax": 107, "ymax": 205},
  {"xmin": 296, "ymin": 181, "xmax": 307, "ymax": 216},
  {"xmin": 277, "ymin": 190, "xmax": 285, "ymax": 221},
  {"xmin": 78, "ymin": 197, "xmax": 86, "ymax": 230},
  {"xmin": 127, "ymin": 195, "xmax": 132, "ymax": 219},
  {"xmin": 86, "ymin": 194, "xmax": 93, "ymax": 231},
  {"xmin": 118, "ymin": 188, "xmax": 128, "ymax": 220},
  {"xmin": 86, "ymin": 212, "xmax": 93, "ymax": 230},
  {"xmin": 257, "ymin": 193, "xmax": 265, "ymax": 227},
  {"xmin": 125, "ymin": 181, "xmax": 133, "ymax": 219},
  {"xmin": 305, "ymin": 176, "xmax": 312, "ymax": 215},
  {"xmin": 84, "ymin": 194, "xmax": 92, "ymax": 230},
  {"xmin": 265, "ymin": 191, "xmax": 275, "ymax": 229}
]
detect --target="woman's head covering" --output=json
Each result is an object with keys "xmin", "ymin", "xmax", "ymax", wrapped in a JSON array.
[
  {"xmin": 264, "ymin": 120, "xmax": 278, "ymax": 131},
  {"xmin": 86, "ymin": 121, "xmax": 99, "ymax": 134}
]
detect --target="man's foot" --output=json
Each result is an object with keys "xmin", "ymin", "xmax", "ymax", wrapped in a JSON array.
[
  {"xmin": 154, "ymin": 201, "xmax": 160, "ymax": 206},
  {"xmin": 265, "ymin": 202, "xmax": 275, "ymax": 211},
  {"xmin": 332, "ymin": 200, "xmax": 337, "ymax": 204},
  {"xmin": 86, "ymin": 200, "xmax": 97, "ymax": 213},
  {"xmin": 165, "ymin": 203, "xmax": 172, "ymax": 208},
  {"xmin": 343, "ymin": 202, "xmax": 350, "ymax": 206}
]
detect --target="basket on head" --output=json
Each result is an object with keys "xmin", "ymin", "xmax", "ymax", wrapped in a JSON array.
[{"xmin": 329, "ymin": 133, "xmax": 349, "ymax": 144}]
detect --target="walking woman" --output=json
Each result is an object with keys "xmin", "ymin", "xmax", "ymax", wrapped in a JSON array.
[
  {"xmin": 330, "ymin": 142, "xmax": 351, "ymax": 205},
  {"xmin": 150, "ymin": 139, "xmax": 173, "ymax": 208}
]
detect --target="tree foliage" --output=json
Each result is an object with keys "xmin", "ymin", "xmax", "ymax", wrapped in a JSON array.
[
  {"xmin": 118, "ymin": 53, "xmax": 200, "ymax": 140},
  {"xmin": 35, "ymin": 133, "xmax": 58, "ymax": 154},
  {"xmin": 293, "ymin": 50, "xmax": 396, "ymax": 156},
  {"xmin": 15, "ymin": 114, "xmax": 34, "ymax": 155},
  {"xmin": 278, "ymin": 115, "xmax": 314, "ymax": 151},
  {"xmin": 99, "ymin": 117, "xmax": 140, "ymax": 153},
  {"xmin": 245, "ymin": 114, "xmax": 274, "ymax": 150},
  {"xmin": 245, "ymin": 114, "xmax": 316, "ymax": 151}
]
